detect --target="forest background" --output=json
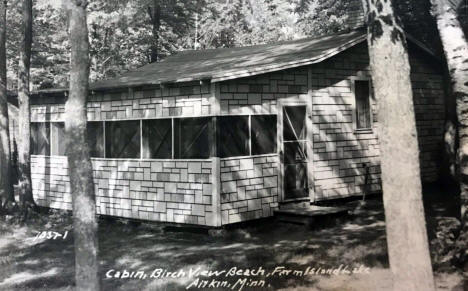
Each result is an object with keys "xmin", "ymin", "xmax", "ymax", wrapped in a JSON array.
[{"xmin": 5, "ymin": 0, "xmax": 466, "ymax": 92}]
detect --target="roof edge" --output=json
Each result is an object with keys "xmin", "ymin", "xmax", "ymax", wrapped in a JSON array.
[
  {"xmin": 30, "ymin": 29, "xmax": 442, "ymax": 94},
  {"xmin": 211, "ymin": 32, "xmax": 367, "ymax": 83}
]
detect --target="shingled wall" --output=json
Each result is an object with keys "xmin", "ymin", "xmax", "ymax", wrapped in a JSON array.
[
  {"xmin": 29, "ymin": 41, "xmax": 446, "ymax": 225},
  {"xmin": 310, "ymin": 43, "xmax": 445, "ymax": 200},
  {"xmin": 31, "ymin": 156, "xmax": 215, "ymax": 225},
  {"xmin": 31, "ymin": 82, "xmax": 212, "ymax": 122},
  {"xmin": 30, "ymin": 82, "xmax": 216, "ymax": 226},
  {"xmin": 220, "ymin": 155, "xmax": 279, "ymax": 224},
  {"xmin": 219, "ymin": 66, "xmax": 309, "ymax": 115},
  {"xmin": 217, "ymin": 42, "xmax": 445, "ymax": 202},
  {"xmin": 217, "ymin": 68, "xmax": 308, "ymax": 224}
]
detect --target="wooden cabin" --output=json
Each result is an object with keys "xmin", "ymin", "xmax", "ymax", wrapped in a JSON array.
[{"xmin": 29, "ymin": 29, "xmax": 446, "ymax": 226}]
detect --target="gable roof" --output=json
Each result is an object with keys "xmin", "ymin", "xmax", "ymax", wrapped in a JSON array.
[
  {"xmin": 32, "ymin": 28, "xmax": 439, "ymax": 95},
  {"xmin": 91, "ymin": 29, "xmax": 367, "ymax": 91}
]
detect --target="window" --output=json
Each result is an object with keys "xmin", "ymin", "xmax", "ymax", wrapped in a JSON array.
[
  {"xmin": 174, "ymin": 117, "xmax": 211, "ymax": 159},
  {"xmin": 251, "ymin": 115, "xmax": 277, "ymax": 155},
  {"xmin": 31, "ymin": 122, "xmax": 50, "ymax": 155},
  {"xmin": 87, "ymin": 122, "xmax": 104, "ymax": 158},
  {"xmin": 142, "ymin": 119, "xmax": 172, "ymax": 159},
  {"xmin": 217, "ymin": 116, "xmax": 249, "ymax": 158},
  {"xmin": 355, "ymin": 80, "xmax": 371, "ymax": 129},
  {"xmin": 105, "ymin": 121, "xmax": 140, "ymax": 158},
  {"xmin": 50, "ymin": 122, "xmax": 66, "ymax": 156}
]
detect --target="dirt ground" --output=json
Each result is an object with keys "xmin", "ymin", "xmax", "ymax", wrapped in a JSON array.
[{"xmin": 0, "ymin": 186, "xmax": 464, "ymax": 291}]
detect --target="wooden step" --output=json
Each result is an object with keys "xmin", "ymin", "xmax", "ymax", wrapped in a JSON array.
[{"xmin": 274, "ymin": 205, "xmax": 349, "ymax": 225}]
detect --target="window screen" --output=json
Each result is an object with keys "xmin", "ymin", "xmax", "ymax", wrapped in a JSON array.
[
  {"xmin": 31, "ymin": 122, "xmax": 50, "ymax": 155},
  {"xmin": 105, "ymin": 121, "xmax": 140, "ymax": 158},
  {"xmin": 355, "ymin": 80, "xmax": 371, "ymax": 129},
  {"xmin": 50, "ymin": 122, "xmax": 66, "ymax": 156},
  {"xmin": 217, "ymin": 116, "xmax": 249, "ymax": 158},
  {"xmin": 251, "ymin": 115, "xmax": 277, "ymax": 155},
  {"xmin": 174, "ymin": 117, "xmax": 211, "ymax": 159},
  {"xmin": 87, "ymin": 122, "xmax": 104, "ymax": 158},
  {"xmin": 142, "ymin": 119, "xmax": 172, "ymax": 159}
]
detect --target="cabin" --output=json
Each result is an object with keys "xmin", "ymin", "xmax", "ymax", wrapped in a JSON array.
[{"xmin": 28, "ymin": 28, "xmax": 446, "ymax": 227}]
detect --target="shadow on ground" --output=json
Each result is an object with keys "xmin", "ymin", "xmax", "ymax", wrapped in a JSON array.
[{"xmin": 0, "ymin": 185, "xmax": 463, "ymax": 291}]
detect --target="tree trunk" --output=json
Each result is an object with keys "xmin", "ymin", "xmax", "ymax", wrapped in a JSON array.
[
  {"xmin": 361, "ymin": 0, "xmax": 436, "ymax": 290},
  {"xmin": 0, "ymin": 0, "xmax": 13, "ymax": 211},
  {"xmin": 148, "ymin": 0, "xmax": 161, "ymax": 63},
  {"xmin": 18, "ymin": 0, "xmax": 36, "ymax": 216},
  {"xmin": 66, "ymin": 1, "xmax": 99, "ymax": 290},
  {"xmin": 430, "ymin": 0, "xmax": 468, "ymax": 286}
]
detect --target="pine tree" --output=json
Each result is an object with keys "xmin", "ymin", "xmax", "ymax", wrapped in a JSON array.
[
  {"xmin": 65, "ymin": 0, "xmax": 99, "ymax": 289},
  {"xmin": 17, "ymin": 0, "xmax": 36, "ymax": 216},
  {"xmin": 0, "ymin": 0, "xmax": 13, "ymax": 210}
]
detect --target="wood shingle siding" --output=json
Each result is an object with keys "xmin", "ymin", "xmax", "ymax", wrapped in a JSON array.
[{"xmin": 28, "ymin": 29, "xmax": 447, "ymax": 226}]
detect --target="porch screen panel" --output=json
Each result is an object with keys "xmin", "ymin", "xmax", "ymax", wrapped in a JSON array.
[
  {"xmin": 355, "ymin": 80, "xmax": 371, "ymax": 129},
  {"xmin": 87, "ymin": 122, "xmax": 104, "ymax": 158},
  {"xmin": 105, "ymin": 121, "xmax": 140, "ymax": 158},
  {"xmin": 217, "ymin": 116, "xmax": 249, "ymax": 158},
  {"xmin": 31, "ymin": 122, "xmax": 50, "ymax": 155},
  {"xmin": 175, "ymin": 117, "xmax": 211, "ymax": 159},
  {"xmin": 142, "ymin": 119, "xmax": 172, "ymax": 159},
  {"xmin": 50, "ymin": 122, "xmax": 66, "ymax": 156},
  {"xmin": 251, "ymin": 115, "xmax": 277, "ymax": 155}
]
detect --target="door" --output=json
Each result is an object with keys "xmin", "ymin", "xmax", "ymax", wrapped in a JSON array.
[{"xmin": 281, "ymin": 105, "xmax": 309, "ymax": 200}]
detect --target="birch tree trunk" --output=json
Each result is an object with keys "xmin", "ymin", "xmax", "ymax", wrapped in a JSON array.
[
  {"xmin": 361, "ymin": 0, "xmax": 435, "ymax": 290},
  {"xmin": 430, "ymin": 0, "xmax": 468, "ymax": 285},
  {"xmin": 0, "ymin": 0, "xmax": 13, "ymax": 210},
  {"xmin": 65, "ymin": 0, "xmax": 99, "ymax": 290},
  {"xmin": 17, "ymin": 0, "xmax": 36, "ymax": 215}
]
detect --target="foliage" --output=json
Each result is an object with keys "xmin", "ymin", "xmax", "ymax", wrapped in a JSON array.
[
  {"xmin": 6, "ymin": 0, "xmax": 69, "ymax": 90},
  {"xmin": 294, "ymin": 0, "xmax": 355, "ymax": 37},
  {"xmin": 393, "ymin": 0, "xmax": 442, "ymax": 53},
  {"xmin": 3, "ymin": 0, "xmax": 454, "ymax": 89},
  {"xmin": 430, "ymin": 217, "xmax": 461, "ymax": 271}
]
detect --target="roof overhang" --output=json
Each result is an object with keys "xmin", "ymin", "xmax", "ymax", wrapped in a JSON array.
[
  {"xmin": 210, "ymin": 33, "xmax": 367, "ymax": 83},
  {"xmin": 30, "ymin": 29, "xmax": 441, "ymax": 95}
]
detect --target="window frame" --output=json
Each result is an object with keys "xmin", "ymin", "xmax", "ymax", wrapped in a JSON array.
[
  {"xmin": 217, "ymin": 115, "xmax": 250, "ymax": 158},
  {"xmin": 30, "ymin": 114, "xmax": 279, "ymax": 160},
  {"xmin": 105, "ymin": 120, "xmax": 141, "ymax": 159},
  {"xmin": 352, "ymin": 78, "xmax": 373, "ymax": 132},
  {"xmin": 250, "ymin": 114, "xmax": 278, "ymax": 156},
  {"xmin": 174, "ymin": 116, "xmax": 213, "ymax": 159},
  {"xmin": 50, "ymin": 121, "xmax": 66, "ymax": 156},
  {"xmin": 31, "ymin": 122, "xmax": 50, "ymax": 156},
  {"xmin": 142, "ymin": 118, "xmax": 173, "ymax": 159},
  {"xmin": 87, "ymin": 121, "xmax": 105, "ymax": 158}
]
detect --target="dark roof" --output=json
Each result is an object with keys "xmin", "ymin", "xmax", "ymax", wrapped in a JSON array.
[
  {"xmin": 31, "ymin": 28, "xmax": 439, "ymax": 94},
  {"xmin": 90, "ymin": 29, "xmax": 367, "ymax": 90}
]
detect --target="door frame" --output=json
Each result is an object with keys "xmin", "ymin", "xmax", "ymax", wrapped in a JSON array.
[{"xmin": 278, "ymin": 100, "xmax": 314, "ymax": 203}]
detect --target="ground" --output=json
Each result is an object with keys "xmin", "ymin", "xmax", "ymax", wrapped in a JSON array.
[{"xmin": 0, "ymin": 185, "xmax": 464, "ymax": 291}]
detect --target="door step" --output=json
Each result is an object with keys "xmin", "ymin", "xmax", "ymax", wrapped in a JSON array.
[
  {"xmin": 278, "ymin": 200, "xmax": 310, "ymax": 209},
  {"xmin": 274, "ymin": 205, "xmax": 349, "ymax": 225}
]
